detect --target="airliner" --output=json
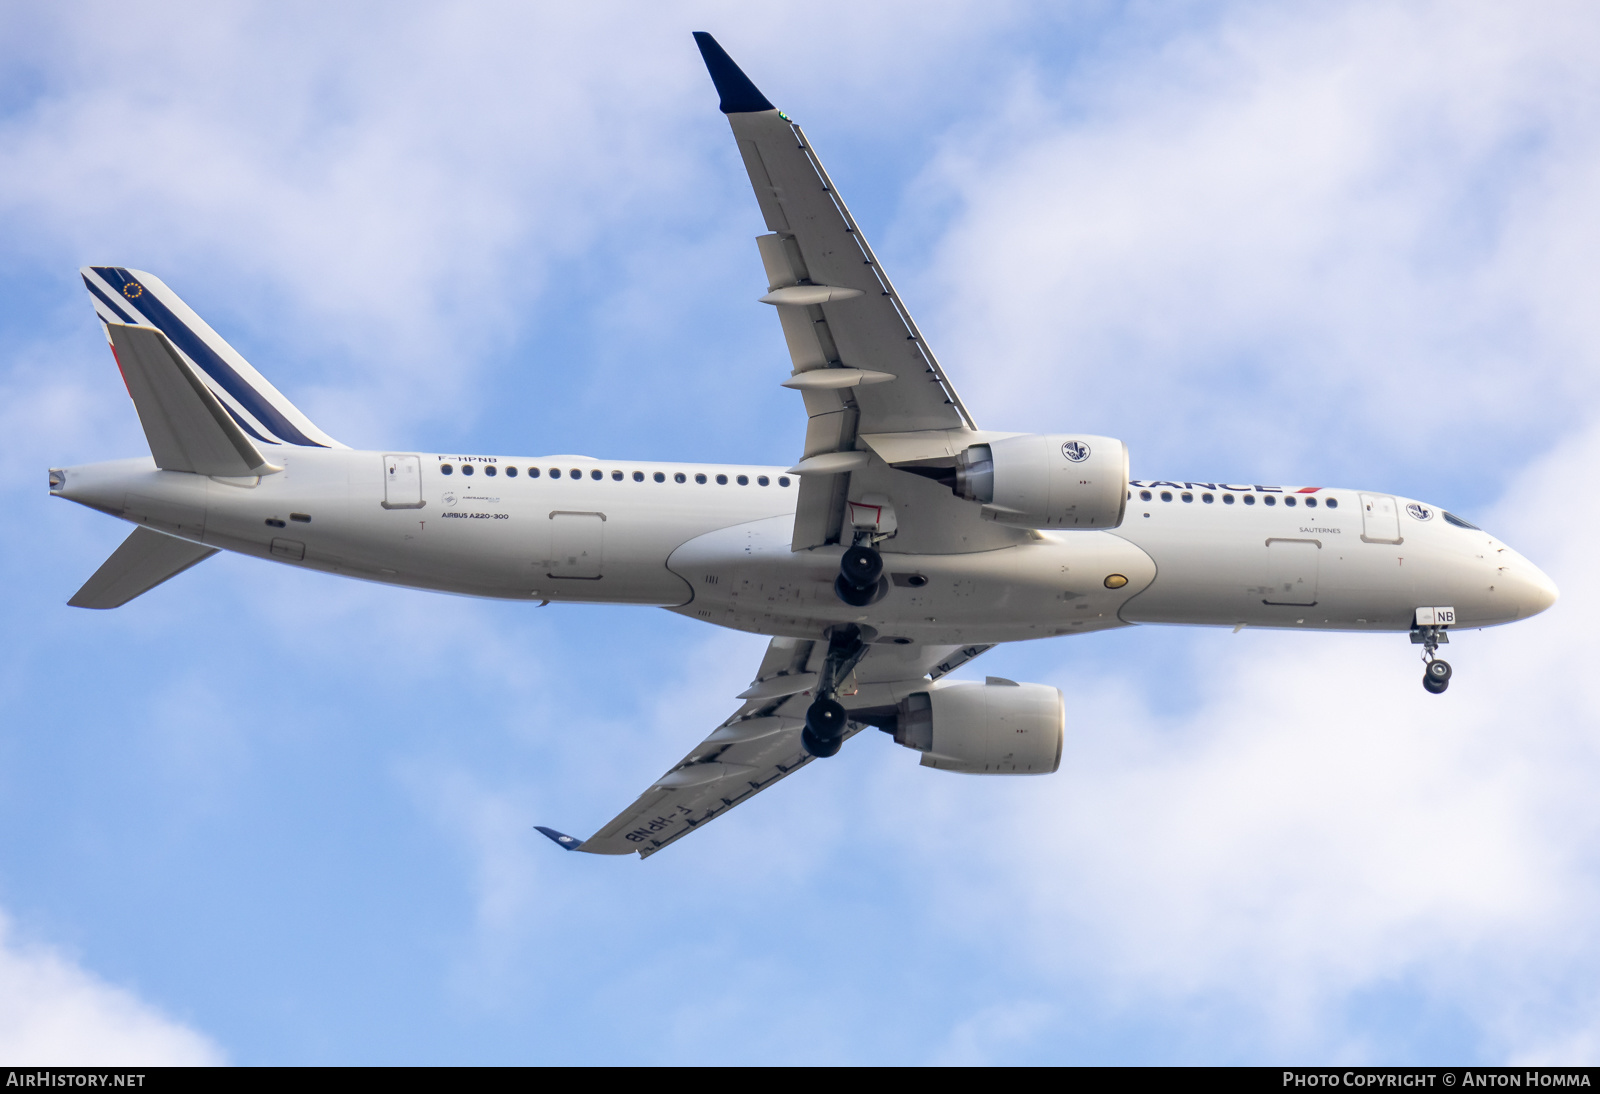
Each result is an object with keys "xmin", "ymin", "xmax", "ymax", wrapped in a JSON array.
[{"xmin": 49, "ymin": 33, "xmax": 1557, "ymax": 858}]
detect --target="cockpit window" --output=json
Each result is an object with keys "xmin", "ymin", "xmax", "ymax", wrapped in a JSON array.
[{"xmin": 1442, "ymin": 511, "xmax": 1480, "ymax": 530}]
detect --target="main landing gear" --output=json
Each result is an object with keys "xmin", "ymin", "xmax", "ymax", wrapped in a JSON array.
[
  {"xmin": 1412, "ymin": 623, "xmax": 1452, "ymax": 694},
  {"xmin": 801, "ymin": 624, "xmax": 870, "ymax": 759},
  {"xmin": 834, "ymin": 544, "xmax": 885, "ymax": 607}
]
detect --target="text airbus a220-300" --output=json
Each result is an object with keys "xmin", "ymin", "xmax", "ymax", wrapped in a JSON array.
[{"xmin": 51, "ymin": 33, "xmax": 1557, "ymax": 858}]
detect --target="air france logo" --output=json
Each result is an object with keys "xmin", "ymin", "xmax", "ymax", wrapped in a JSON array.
[
  {"xmin": 1407, "ymin": 503, "xmax": 1433, "ymax": 521},
  {"xmin": 1061, "ymin": 440, "xmax": 1091, "ymax": 463},
  {"xmin": 121, "ymin": 281, "xmax": 144, "ymax": 299}
]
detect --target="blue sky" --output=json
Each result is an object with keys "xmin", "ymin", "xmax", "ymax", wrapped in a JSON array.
[{"xmin": 2, "ymin": 1, "xmax": 1598, "ymax": 1065}]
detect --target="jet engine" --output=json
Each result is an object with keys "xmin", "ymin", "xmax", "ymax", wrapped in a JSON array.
[
  {"xmin": 952, "ymin": 434, "xmax": 1129, "ymax": 529},
  {"xmin": 892, "ymin": 679, "xmax": 1064, "ymax": 774}
]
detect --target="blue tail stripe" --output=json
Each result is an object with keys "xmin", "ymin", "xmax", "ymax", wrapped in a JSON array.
[
  {"xmin": 220, "ymin": 400, "xmax": 276, "ymax": 445},
  {"xmin": 82, "ymin": 276, "xmax": 139, "ymax": 324},
  {"xmin": 89, "ymin": 267, "xmax": 325, "ymax": 448}
]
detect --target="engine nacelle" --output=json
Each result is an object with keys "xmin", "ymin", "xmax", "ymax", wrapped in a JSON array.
[
  {"xmin": 893, "ymin": 679, "xmax": 1064, "ymax": 774},
  {"xmin": 954, "ymin": 433, "xmax": 1128, "ymax": 529}
]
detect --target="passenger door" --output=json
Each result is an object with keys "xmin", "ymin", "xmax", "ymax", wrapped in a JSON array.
[
  {"xmin": 382, "ymin": 454, "xmax": 424, "ymax": 509},
  {"xmin": 1359, "ymin": 493, "xmax": 1402, "ymax": 544}
]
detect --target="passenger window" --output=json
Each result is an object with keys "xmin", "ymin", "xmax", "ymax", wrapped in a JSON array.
[
  {"xmin": 462, "ymin": 465, "xmax": 474, "ymax": 476},
  {"xmin": 506, "ymin": 466, "xmax": 517, "ymax": 478},
  {"xmin": 612, "ymin": 470, "xmax": 623, "ymax": 481},
  {"xmin": 695, "ymin": 473, "xmax": 707, "ymax": 484},
  {"xmin": 1223, "ymin": 494, "xmax": 1234, "ymax": 504},
  {"xmin": 653, "ymin": 471, "xmax": 665, "ymax": 483},
  {"xmin": 550, "ymin": 468, "xmax": 561, "ymax": 479},
  {"xmin": 484, "ymin": 466, "xmax": 496, "ymax": 477},
  {"xmin": 758, "ymin": 476, "xmax": 770, "ymax": 486},
  {"xmin": 590, "ymin": 469, "xmax": 601, "ymax": 480},
  {"xmin": 1326, "ymin": 497, "xmax": 1338, "ymax": 509},
  {"xmin": 675, "ymin": 472, "xmax": 686, "ymax": 483},
  {"xmin": 1284, "ymin": 496, "xmax": 1295, "ymax": 507},
  {"xmin": 737, "ymin": 474, "xmax": 749, "ymax": 485},
  {"xmin": 440, "ymin": 464, "xmax": 453, "ymax": 475},
  {"xmin": 1139, "ymin": 490, "xmax": 1152, "ymax": 501},
  {"xmin": 779, "ymin": 477, "xmax": 791, "ymax": 487},
  {"xmin": 1304, "ymin": 497, "xmax": 1316, "ymax": 508},
  {"xmin": 1264, "ymin": 495, "xmax": 1276, "ymax": 506},
  {"xmin": 529, "ymin": 467, "xmax": 540, "ymax": 478},
  {"xmin": 1244, "ymin": 494, "xmax": 1256, "ymax": 505},
  {"xmin": 1160, "ymin": 491, "xmax": 1172, "ymax": 502},
  {"xmin": 1180, "ymin": 492, "xmax": 1193, "ymax": 503},
  {"xmin": 716, "ymin": 474, "xmax": 728, "ymax": 485},
  {"xmin": 570, "ymin": 468, "xmax": 581, "ymax": 479},
  {"xmin": 1202, "ymin": 493, "xmax": 1214, "ymax": 503},
  {"xmin": 633, "ymin": 471, "xmax": 644, "ymax": 482}
]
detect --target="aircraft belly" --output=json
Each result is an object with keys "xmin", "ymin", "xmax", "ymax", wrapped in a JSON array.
[{"xmin": 667, "ymin": 517, "xmax": 1157, "ymax": 644}]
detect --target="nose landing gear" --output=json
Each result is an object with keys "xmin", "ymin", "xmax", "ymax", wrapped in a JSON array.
[
  {"xmin": 801, "ymin": 624, "xmax": 869, "ymax": 758},
  {"xmin": 1412, "ymin": 623, "xmax": 1452, "ymax": 694}
]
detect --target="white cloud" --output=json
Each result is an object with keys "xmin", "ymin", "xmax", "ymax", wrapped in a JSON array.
[
  {"xmin": 922, "ymin": 0, "xmax": 1600, "ymax": 486},
  {"xmin": 0, "ymin": 912, "xmax": 224, "ymax": 1065},
  {"xmin": 826, "ymin": 0, "xmax": 1600, "ymax": 1061},
  {"xmin": 7, "ymin": 0, "xmax": 1600, "ymax": 1066}
]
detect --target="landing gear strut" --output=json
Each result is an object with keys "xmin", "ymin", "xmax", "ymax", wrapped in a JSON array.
[
  {"xmin": 801, "ymin": 624, "xmax": 869, "ymax": 758},
  {"xmin": 1412, "ymin": 624, "xmax": 1452, "ymax": 694}
]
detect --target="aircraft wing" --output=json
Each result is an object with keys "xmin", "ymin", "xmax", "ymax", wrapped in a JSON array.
[
  {"xmin": 693, "ymin": 33, "xmax": 982, "ymax": 550},
  {"xmin": 539, "ymin": 636, "xmax": 993, "ymax": 859}
]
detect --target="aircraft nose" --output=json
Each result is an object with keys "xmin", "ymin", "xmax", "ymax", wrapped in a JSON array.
[{"xmin": 1518, "ymin": 563, "xmax": 1559, "ymax": 618}]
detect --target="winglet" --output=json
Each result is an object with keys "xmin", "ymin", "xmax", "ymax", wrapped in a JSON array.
[
  {"xmin": 534, "ymin": 826, "xmax": 585, "ymax": 852},
  {"xmin": 692, "ymin": 32, "xmax": 775, "ymax": 114}
]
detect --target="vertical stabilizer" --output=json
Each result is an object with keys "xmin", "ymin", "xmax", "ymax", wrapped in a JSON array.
[{"xmin": 81, "ymin": 266, "xmax": 344, "ymax": 449}]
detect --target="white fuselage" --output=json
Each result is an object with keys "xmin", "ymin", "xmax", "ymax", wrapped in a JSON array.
[{"xmin": 51, "ymin": 448, "xmax": 1557, "ymax": 645}]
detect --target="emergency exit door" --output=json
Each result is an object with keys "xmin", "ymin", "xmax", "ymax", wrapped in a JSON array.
[
  {"xmin": 547, "ymin": 511, "xmax": 604, "ymax": 579},
  {"xmin": 1262, "ymin": 538, "xmax": 1320, "ymax": 605}
]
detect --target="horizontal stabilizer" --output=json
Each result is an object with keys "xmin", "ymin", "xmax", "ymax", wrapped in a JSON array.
[
  {"xmin": 107, "ymin": 323, "xmax": 279, "ymax": 477},
  {"xmin": 69, "ymin": 526, "xmax": 217, "ymax": 609}
]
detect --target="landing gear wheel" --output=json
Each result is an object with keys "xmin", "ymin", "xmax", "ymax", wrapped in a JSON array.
[
  {"xmin": 840, "ymin": 545, "xmax": 883, "ymax": 588},
  {"xmin": 1425, "ymin": 659, "xmax": 1453, "ymax": 684},
  {"xmin": 834, "ymin": 573, "xmax": 880, "ymax": 607},
  {"xmin": 1423, "ymin": 674, "xmax": 1449, "ymax": 694},
  {"xmin": 801, "ymin": 726, "xmax": 842, "ymax": 758},
  {"xmin": 805, "ymin": 697, "xmax": 847, "ymax": 741}
]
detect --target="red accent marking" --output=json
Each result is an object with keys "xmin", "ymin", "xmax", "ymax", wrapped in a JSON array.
[
  {"xmin": 106, "ymin": 340, "xmax": 133, "ymax": 399},
  {"xmin": 1295, "ymin": 487, "xmax": 1321, "ymax": 493}
]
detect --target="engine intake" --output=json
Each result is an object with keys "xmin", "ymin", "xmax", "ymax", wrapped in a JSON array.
[
  {"xmin": 893, "ymin": 679, "xmax": 1064, "ymax": 774},
  {"xmin": 953, "ymin": 434, "xmax": 1128, "ymax": 529}
]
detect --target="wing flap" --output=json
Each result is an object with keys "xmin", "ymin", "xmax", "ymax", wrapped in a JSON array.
[
  {"xmin": 696, "ymin": 33, "xmax": 984, "ymax": 555},
  {"xmin": 726, "ymin": 111, "xmax": 973, "ymax": 435},
  {"xmin": 68, "ymin": 526, "xmax": 218, "ymax": 609}
]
